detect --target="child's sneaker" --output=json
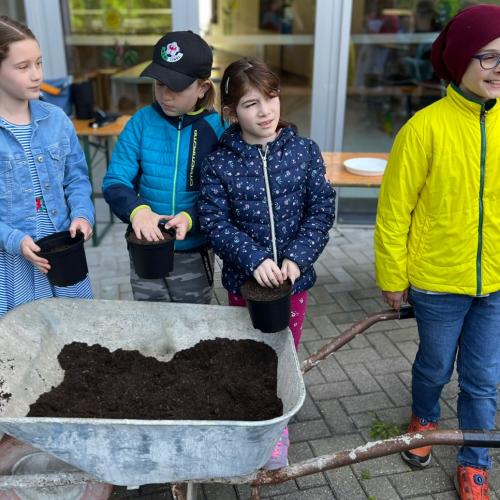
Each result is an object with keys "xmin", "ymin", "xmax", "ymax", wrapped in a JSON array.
[
  {"xmin": 401, "ymin": 414, "xmax": 438, "ymax": 468},
  {"xmin": 264, "ymin": 427, "xmax": 289, "ymax": 470},
  {"xmin": 455, "ymin": 465, "xmax": 489, "ymax": 499}
]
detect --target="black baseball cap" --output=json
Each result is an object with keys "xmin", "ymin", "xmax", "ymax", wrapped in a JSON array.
[{"xmin": 140, "ymin": 31, "xmax": 213, "ymax": 92}]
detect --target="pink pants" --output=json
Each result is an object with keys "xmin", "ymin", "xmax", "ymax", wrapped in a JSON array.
[{"xmin": 228, "ymin": 290, "xmax": 308, "ymax": 350}]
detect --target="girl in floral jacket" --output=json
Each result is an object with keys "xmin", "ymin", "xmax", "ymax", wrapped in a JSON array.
[{"xmin": 198, "ymin": 57, "xmax": 335, "ymax": 469}]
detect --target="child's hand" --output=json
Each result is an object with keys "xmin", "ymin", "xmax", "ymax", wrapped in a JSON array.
[
  {"xmin": 69, "ymin": 218, "xmax": 93, "ymax": 241},
  {"xmin": 281, "ymin": 258, "xmax": 300, "ymax": 284},
  {"xmin": 163, "ymin": 212, "xmax": 190, "ymax": 240},
  {"xmin": 21, "ymin": 235, "xmax": 50, "ymax": 274},
  {"xmin": 382, "ymin": 289, "xmax": 408, "ymax": 310},
  {"xmin": 253, "ymin": 258, "xmax": 284, "ymax": 288},
  {"xmin": 131, "ymin": 208, "xmax": 170, "ymax": 241}
]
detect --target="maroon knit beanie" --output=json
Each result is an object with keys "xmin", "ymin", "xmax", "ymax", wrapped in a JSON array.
[{"xmin": 431, "ymin": 4, "xmax": 500, "ymax": 83}]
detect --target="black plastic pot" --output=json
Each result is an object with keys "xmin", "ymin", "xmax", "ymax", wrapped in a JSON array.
[
  {"xmin": 241, "ymin": 278, "xmax": 292, "ymax": 333},
  {"xmin": 36, "ymin": 231, "xmax": 88, "ymax": 287},
  {"xmin": 126, "ymin": 225, "xmax": 176, "ymax": 279}
]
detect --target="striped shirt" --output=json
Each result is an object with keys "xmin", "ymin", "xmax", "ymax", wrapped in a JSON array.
[{"xmin": 0, "ymin": 119, "xmax": 92, "ymax": 317}]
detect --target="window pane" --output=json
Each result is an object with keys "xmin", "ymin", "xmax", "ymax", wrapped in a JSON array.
[
  {"xmin": 204, "ymin": 0, "xmax": 316, "ymax": 136},
  {"xmin": 338, "ymin": 0, "xmax": 500, "ymax": 224},
  {"xmin": 0, "ymin": 0, "xmax": 26, "ymax": 21}
]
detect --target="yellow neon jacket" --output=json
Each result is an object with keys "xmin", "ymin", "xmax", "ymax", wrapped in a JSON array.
[{"xmin": 375, "ymin": 84, "xmax": 500, "ymax": 296}]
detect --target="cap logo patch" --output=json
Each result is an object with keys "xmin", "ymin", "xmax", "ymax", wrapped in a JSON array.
[{"xmin": 161, "ymin": 42, "xmax": 183, "ymax": 63}]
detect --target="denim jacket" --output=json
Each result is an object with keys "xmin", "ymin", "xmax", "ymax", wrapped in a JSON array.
[{"xmin": 0, "ymin": 100, "xmax": 94, "ymax": 255}]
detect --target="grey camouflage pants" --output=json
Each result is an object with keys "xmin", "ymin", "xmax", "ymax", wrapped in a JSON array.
[{"xmin": 129, "ymin": 247, "xmax": 214, "ymax": 304}]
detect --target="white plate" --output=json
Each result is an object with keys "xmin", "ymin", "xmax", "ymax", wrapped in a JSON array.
[{"xmin": 343, "ymin": 157, "xmax": 387, "ymax": 176}]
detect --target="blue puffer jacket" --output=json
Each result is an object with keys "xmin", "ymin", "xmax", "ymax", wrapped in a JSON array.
[
  {"xmin": 199, "ymin": 125, "xmax": 336, "ymax": 294},
  {"xmin": 102, "ymin": 103, "xmax": 225, "ymax": 251}
]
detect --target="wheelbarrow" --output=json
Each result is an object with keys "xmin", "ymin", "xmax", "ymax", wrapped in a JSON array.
[{"xmin": 0, "ymin": 299, "xmax": 498, "ymax": 500}]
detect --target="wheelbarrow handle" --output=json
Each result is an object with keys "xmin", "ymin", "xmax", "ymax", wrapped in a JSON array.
[
  {"xmin": 244, "ymin": 429, "xmax": 500, "ymax": 488},
  {"xmin": 463, "ymin": 430, "xmax": 500, "ymax": 447},
  {"xmin": 301, "ymin": 306, "xmax": 414, "ymax": 373}
]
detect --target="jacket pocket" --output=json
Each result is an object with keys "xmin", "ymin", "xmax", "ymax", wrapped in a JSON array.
[
  {"xmin": 47, "ymin": 142, "xmax": 70, "ymax": 180},
  {"xmin": 413, "ymin": 215, "xmax": 431, "ymax": 260},
  {"xmin": 0, "ymin": 160, "xmax": 13, "ymax": 194}
]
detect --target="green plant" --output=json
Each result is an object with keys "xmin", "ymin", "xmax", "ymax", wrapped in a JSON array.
[
  {"xmin": 367, "ymin": 496, "xmax": 377, "ymax": 500},
  {"xmin": 360, "ymin": 469, "xmax": 371, "ymax": 480},
  {"xmin": 369, "ymin": 413, "xmax": 405, "ymax": 440},
  {"xmin": 102, "ymin": 41, "xmax": 138, "ymax": 68}
]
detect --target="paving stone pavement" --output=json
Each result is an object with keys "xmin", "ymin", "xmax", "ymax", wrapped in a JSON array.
[{"xmin": 84, "ymin": 223, "xmax": 500, "ymax": 500}]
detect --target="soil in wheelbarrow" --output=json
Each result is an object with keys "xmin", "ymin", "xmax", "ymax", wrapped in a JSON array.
[{"xmin": 27, "ymin": 338, "xmax": 283, "ymax": 421}]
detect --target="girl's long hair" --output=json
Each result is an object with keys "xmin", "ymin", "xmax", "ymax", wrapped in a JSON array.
[
  {"xmin": 197, "ymin": 79, "xmax": 216, "ymax": 110},
  {"xmin": 0, "ymin": 16, "xmax": 36, "ymax": 66},
  {"xmin": 220, "ymin": 57, "xmax": 294, "ymax": 130}
]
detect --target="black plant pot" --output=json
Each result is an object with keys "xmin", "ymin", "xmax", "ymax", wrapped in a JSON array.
[
  {"xmin": 241, "ymin": 278, "xmax": 292, "ymax": 333},
  {"xmin": 126, "ymin": 225, "xmax": 176, "ymax": 279},
  {"xmin": 36, "ymin": 231, "xmax": 88, "ymax": 287}
]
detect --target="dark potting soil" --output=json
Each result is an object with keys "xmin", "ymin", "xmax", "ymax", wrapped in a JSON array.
[
  {"xmin": 27, "ymin": 338, "xmax": 283, "ymax": 421},
  {"xmin": 127, "ymin": 227, "xmax": 175, "ymax": 246},
  {"xmin": 241, "ymin": 278, "xmax": 292, "ymax": 301}
]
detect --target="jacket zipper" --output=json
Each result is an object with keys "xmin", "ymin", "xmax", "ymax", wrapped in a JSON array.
[
  {"xmin": 476, "ymin": 106, "xmax": 486, "ymax": 296},
  {"xmin": 172, "ymin": 116, "xmax": 183, "ymax": 214},
  {"xmin": 258, "ymin": 146, "xmax": 278, "ymax": 263}
]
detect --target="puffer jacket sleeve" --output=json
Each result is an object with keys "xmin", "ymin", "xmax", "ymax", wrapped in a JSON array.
[
  {"xmin": 282, "ymin": 141, "xmax": 336, "ymax": 270},
  {"xmin": 374, "ymin": 121, "xmax": 429, "ymax": 291},
  {"xmin": 199, "ymin": 155, "xmax": 271, "ymax": 275},
  {"xmin": 102, "ymin": 113, "xmax": 149, "ymax": 222}
]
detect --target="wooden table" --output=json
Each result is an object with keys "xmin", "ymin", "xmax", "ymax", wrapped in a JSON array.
[
  {"xmin": 323, "ymin": 152, "xmax": 388, "ymax": 187},
  {"xmin": 73, "ymin": 115, "xmax": 130, "ymax": 246},
  {"xmin": 323, "ymin": 152, "xmax": 389, "ymax": 224}
]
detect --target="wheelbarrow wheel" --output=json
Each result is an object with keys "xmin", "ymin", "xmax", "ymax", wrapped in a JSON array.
[{"xmin": 0, "ymin": 436, "xmax": 113, "ymax": 499}]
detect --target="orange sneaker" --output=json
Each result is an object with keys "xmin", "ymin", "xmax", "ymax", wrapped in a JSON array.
[
  {"xmin": 455, "ymin": 465, "xmax": 489, "ymax": 499},
  {"xmin": 401, "ymin": 414, "xmax": 438, "ymax": 468}
]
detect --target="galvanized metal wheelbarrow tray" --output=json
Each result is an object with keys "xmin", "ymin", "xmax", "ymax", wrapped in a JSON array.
[
  {"xmin": 0, "ymin": 299, "xmax": 306, "ymax": 486},
  {"xmin": 0, "ymin": 299, "xmax": 499, "ymax": 500}
]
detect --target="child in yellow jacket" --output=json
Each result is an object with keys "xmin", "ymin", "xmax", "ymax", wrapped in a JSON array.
[{"xmin": 374, "ymin": 5, "xmax": 500, "ymax": 498}]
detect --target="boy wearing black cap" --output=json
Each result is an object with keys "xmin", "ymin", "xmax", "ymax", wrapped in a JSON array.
[
  {"xmin": 103, "ymin": 31, "xmax": 225, "ymax": 303},
  {"xmin": 375, "ymin": 5, "xmax": 500, "ymax": 498}
]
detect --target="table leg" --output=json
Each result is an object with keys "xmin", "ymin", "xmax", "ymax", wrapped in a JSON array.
[
  {"xmin": 81, "ymin": 136, "xmax": 114, "ymax": 246},
  {"xmin": 81, "ymin": 136, "xmax": 98, "ymax": 246},
  {"xmin": 333, "ymin": 184, "xmax": 339, "ymax": 226}
]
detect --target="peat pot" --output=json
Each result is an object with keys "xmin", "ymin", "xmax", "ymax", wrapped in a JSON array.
[
  {"xmin": 241, "ymin": 278, "xmax": 292, "ymax": 333},
  {"xmin": 126, "ymin": 225, "xmax": 176, "ymax": 279},
  {"xmin": 36, "ymin": 231, "xmax": 88, "ymax": 287}
]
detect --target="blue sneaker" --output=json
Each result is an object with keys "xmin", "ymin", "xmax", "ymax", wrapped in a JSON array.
[{"xmin": 264, "ymin": 427, "xmax": 289, "ymax": 470}]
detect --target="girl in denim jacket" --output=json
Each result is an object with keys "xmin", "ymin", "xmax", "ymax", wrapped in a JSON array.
[{"xmin": 0, "ymin": 17, "xmax": 94, "ymax": 316}]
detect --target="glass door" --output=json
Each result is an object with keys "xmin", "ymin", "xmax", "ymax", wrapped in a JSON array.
[
  {"xmin": 201, "ymin": 0, "xmax": 316, "ymax": 136},
  {"xmin": 62, "ymin": 0, "xmax": 173, "ymax": 112},
  {"xmin": 343, "ymin": 0, "xmax": 500, "ymax": 152},
  {"xmin": 337, "ymin": 0, "xmax": 500, "ymax": 224}
]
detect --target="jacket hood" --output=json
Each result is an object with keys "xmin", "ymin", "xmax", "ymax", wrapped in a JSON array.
[{"xmin": 219, "ymin": 123, "xmax": 297, "ymax": 158}]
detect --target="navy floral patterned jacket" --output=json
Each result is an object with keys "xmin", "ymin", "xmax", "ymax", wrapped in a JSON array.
[{"xmin": 198, "ymin": 124, "xmax": 336, "ymax": 294}]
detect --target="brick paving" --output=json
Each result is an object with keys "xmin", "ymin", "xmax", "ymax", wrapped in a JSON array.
[{"xmin": 84, "ymin": 223, "xmax": 500, "ymax": 500}]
